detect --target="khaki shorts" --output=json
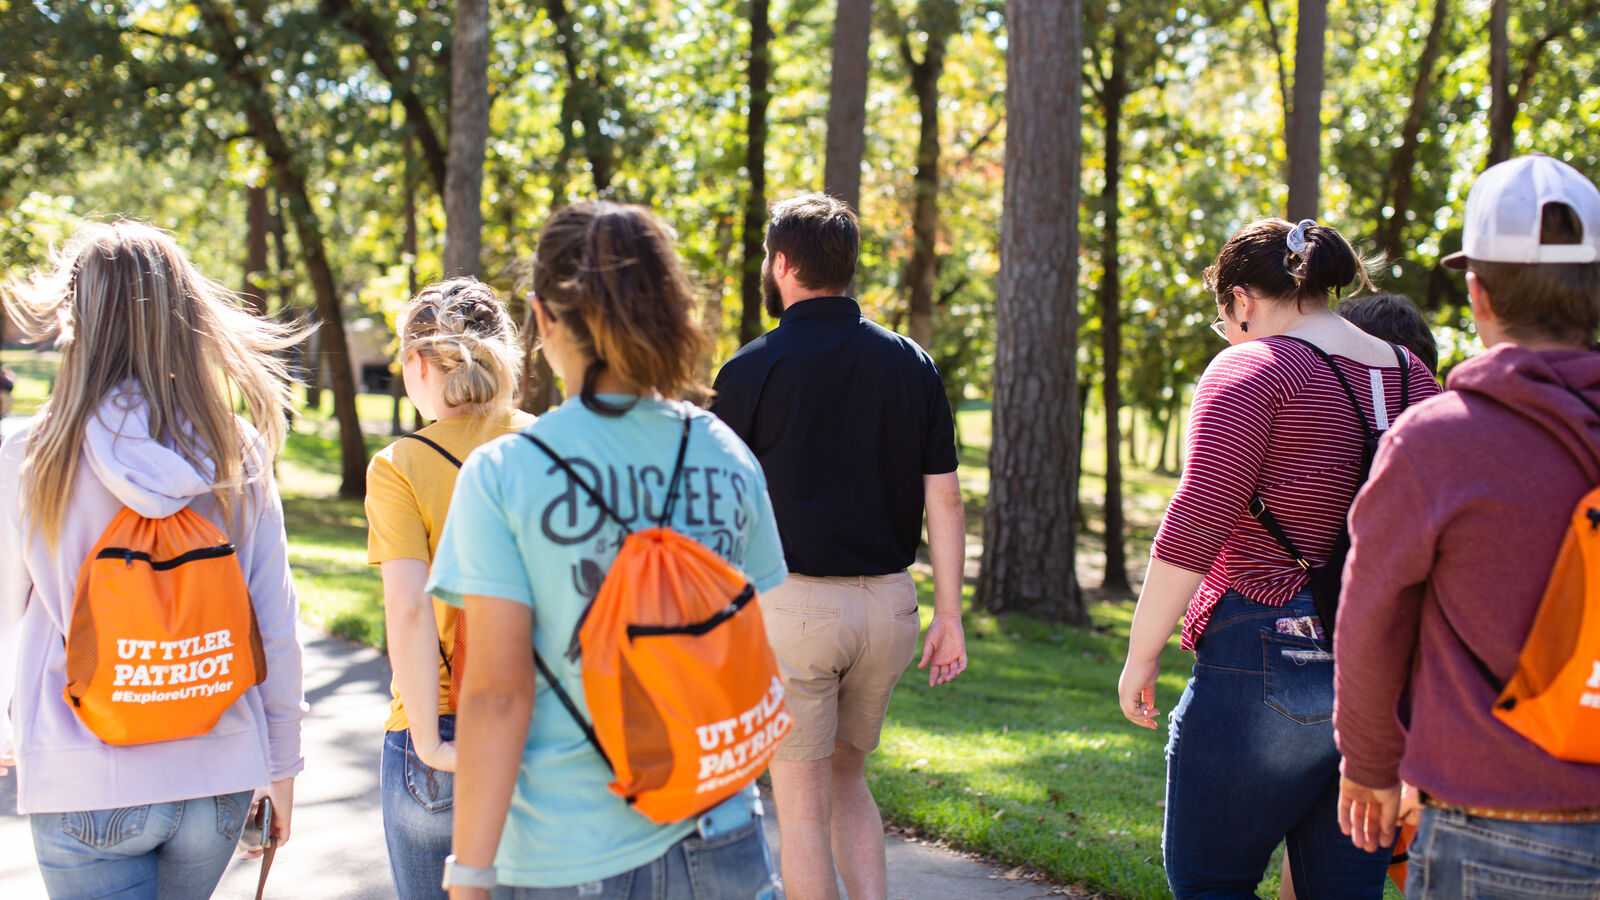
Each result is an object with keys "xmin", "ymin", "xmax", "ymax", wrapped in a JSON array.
[{"xmin": 758, "ymin": 571, "xmax": 922, "ymax": 761}]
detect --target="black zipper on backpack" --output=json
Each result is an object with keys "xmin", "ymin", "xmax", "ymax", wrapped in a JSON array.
[
  {"xmin": 96, "ymin": 543, "xmax": 237, "ymax": 571},
  {"xmin": 625, "ymin": 584, "xmax": 756, "ymax": 641}
]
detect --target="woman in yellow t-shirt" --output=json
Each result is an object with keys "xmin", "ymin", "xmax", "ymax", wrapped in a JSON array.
[{"xmin": 365, "ymin": 278, "xmax": 533, "ymax": 900}]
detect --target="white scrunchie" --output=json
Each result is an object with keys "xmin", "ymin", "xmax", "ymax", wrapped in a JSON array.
[{"xmin": 1286, "ymin": 219, "xmax": 1317, "ymax": 255}]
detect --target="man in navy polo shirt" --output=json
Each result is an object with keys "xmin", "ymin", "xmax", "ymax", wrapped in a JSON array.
[{"xmin": 711, "ymin": 194, "xmax": 968, "ymax": 900}]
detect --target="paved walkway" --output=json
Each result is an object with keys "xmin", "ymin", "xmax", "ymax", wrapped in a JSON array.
[{"xmin": 0, "ymin": 625, "xmax": 1063, "ymax": 899}]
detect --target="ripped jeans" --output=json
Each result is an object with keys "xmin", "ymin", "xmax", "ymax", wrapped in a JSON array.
[{"xmin": 1163, "ymin": 589, "xmax": 1390, "ymax": 899}]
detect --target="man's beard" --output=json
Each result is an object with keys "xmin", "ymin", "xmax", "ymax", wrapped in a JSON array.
[{"xmin": 762, "ymin": 266, "xmax": 784, "ymax": 319}]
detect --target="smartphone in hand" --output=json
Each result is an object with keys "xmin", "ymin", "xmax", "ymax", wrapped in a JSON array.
[{"xmin": 239, "ymin": 797, "xmax": 275, "ymax": 855}]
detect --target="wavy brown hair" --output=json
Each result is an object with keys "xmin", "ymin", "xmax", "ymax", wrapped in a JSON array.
[
  {"xmin": 530, "ymin": 201, "xmax": 710, "ymax": 414},
  {"xmin": 5, "ymin": 221, "xmax": 306, "ymax": 548}
]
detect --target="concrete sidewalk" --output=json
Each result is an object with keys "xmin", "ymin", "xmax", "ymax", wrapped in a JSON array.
[{"xmin": 0, "ymin": 624, "xmax": 1065, "ymax": 899}]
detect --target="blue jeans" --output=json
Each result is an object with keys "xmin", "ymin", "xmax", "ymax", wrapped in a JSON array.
[
  {"xmin": 29, "ymin": 790, "xmax": 253, "ymax": 900},
  {"xmin": 1163, "ymin": 590, "xmax": 1390, "ymax": 899},
  {"xmin": 382, "ymin": 715, "xmax": 455, "ymax": 900},
  {"xmin": 491, "ymin": 790, "xmax": 778, "ymax": 899},
  {"xmin": 1408, "ymin": 807, "xmax": 1600, "ymax": 897}
]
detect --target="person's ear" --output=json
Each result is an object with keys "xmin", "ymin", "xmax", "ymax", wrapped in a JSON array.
[
  {"xmin": 1466, "ymin": 272, "xmax": 1493, "ymax": 324},
  {"xmin": 771, "ymin": 251, "xmax": 791, "ymax": 280},
  {"xmin": 1232, "ymin": 286, "xmax": 1255, "ymax": 329},
  {"xmin": 531, "ymin": 298, "xmax": 556, "ymax": 341}
]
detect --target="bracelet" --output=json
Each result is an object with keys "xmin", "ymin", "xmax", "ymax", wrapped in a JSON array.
[{"xmin": 442, "ymin": 855, "xmax": 497, "ymax": 889}]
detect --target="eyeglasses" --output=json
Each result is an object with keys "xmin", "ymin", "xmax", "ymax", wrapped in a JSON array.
[{"xmin": 1210, "ymin": 317, "xmax": 1228, "ymax": 341}]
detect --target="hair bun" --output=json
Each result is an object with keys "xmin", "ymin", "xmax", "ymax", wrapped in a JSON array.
[{"xmin": 1296, "ymin": 225, "xmax": 1362, "ymax": 298}]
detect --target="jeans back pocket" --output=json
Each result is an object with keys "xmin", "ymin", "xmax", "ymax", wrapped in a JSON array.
[
  {"xmin": 60, "ymin": 805, "xmax": 150, "ymax": 849},
  {"xmin": 403, "ymin": 741, "xmax": 456, "ymax": 813},
  {"xmin": 1262, "ymin": 631, "xmax": 1334, "ymax": 725}
]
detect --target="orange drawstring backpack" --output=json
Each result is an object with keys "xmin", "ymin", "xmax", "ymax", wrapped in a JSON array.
[
  {"xmin": 521, "ymin": 414, "xmax": 791, "ymax": 824},
  {"xmin": 1482, "ymin": 380, "xmax": 1600, "ymax": 762},
  {"xmin": 64, "ymin": 507, "xmax": 266, "ymax": 745},
  {"xmin": 1491, "ymin": 485, "xmax": 1600, "ymax": 763}
]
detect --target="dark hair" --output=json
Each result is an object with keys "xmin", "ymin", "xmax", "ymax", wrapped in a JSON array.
[
  {"xmin": 530, "ymin": 201, "xmax": 710, "ymax": 415},
  {"xmin": 1468, "ymin": 203, "xmax": 1600, "ymax": 346},
  {"xmin": 765, "ymin": 194, "xmax": 859, "ymax": 293},
  {"xmin": 1205, "ymin": 218, "xmax": 1375, "ymax": 313},
  {"xmin": 1336, "ymin": 292, "xmax": 1438, "ymax": 373}
]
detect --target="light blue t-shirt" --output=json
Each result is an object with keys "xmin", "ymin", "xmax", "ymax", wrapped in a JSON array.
[{"xmin": 426, "ymin": 396, "xmax": 787, "ymax": 888}]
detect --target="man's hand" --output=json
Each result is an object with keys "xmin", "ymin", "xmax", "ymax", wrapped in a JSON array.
[
  {"xmin": 0, "ymin": 749, "xmax": 15, "ymax": 777},
  {"xmin": 918, "ymin": 615, "xmax": 967, "ymax": 686},
  {"xmin": 1338, "ymin": 775, "xmax": 1400, "ymax": 853},
  {"xmin": 1117, "ymin": 655, "xmax": 1161, "ymax": 729},
  {"xmin": 1398, "ymin": 781, "xmax": 1423, "ymax": 827}
]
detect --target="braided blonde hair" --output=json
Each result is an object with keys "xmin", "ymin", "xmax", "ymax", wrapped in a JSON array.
[{"xmin": 398, "ymin": 278, "xmax": 523, "ymax": 416}]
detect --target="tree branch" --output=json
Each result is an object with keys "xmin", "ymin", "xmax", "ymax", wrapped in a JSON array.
[
  {"xmin": 318, "ymin": 0, "xmax": 447, "ymax": 196},
  {"xmin": 1513, "ymin": 1, "xmax": 1600, "ymax": 108},
  {"xmin": 1257, "ymin": 0, "xmax": 1291, "ymax": 124}
]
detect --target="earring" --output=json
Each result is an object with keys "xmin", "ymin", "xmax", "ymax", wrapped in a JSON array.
[{"xmin": 1241, "ymin": 322, "xmax": 1249, "ymax": 333}]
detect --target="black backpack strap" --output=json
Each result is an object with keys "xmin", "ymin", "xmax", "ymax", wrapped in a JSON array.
[
  {"xmin": 401, "ymin": 432, "xmax": 465, "ymax": 674},
  {"xmin": 1247, "ymin": 493, "xmax": 1312, "ymax": 572},
  {"xmin": 519, "ymin": 433, "xmax": 631, "ymax": 535},
  {"xmin": 531, "ymin": 648, "xmax": 615, "ymax": 774},
  {"xmin": 400, "ymin": 433, "xmax": 464, "ymax": 469},
  {"xmin": 1278, "ymin": 335, "xmax": 1375, "ymax": 440},
  {"xmin": 656, "ymin": 413, "xmax": 694, "ymax": 527},
  {"xmin": 1390, "ymin": 342, "xmax": 1411, "ymax": 410}
]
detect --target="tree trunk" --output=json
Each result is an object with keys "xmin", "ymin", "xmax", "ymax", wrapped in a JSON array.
[
  {"xmin": 394, "ymin": 143, "xmax": 420, "ymax": 436},
  {"xmin": 1155, "ymin": 401, "xmax": 1172, "ymax": 474},
  {"xmin": 1487, "ymin": 0, "xmax": 1511, "ymax": 166},
  {"xmin": 739, "ymin": 0, "xmax": 772, "ymax": 345},
  {"xmin": 1378, "ymin": 0, "xmax": 1448, "ymax": 261},
  {"xmin": 1285, "ymin": 0, "xmax": 1324, "ymax": 221},
  {"xmin": 1099, "ymin": 26, "xmax": 1129, "ymax": 595},
  {"xmin": 545, "ymin": 0, "xmax": 615, "ymax": 194},
  {"xmin": 443, "ymin": 0, "xmax": 489, "ymax": 278},
  {"xmin": 198, "ymin": 0, "xmax": 368, "ymax": 498},
  {"xmin": 901, "ymin": 11, "xmax": 949, "ymax": 351},
  {"xmin": 824, "ymin": 0, "xmax": 871, "ymax": 215},
  {"xmin": 1174, "ymin": 392, "xmax": 1186, "ymax": 473},
  {"xmin": 699, "ymin": 213, "xmax": 738, "ymax": 393},
  {"xmin": 976, "ymin": 0, "xmax": 1085, "ymax": 624},
  {"xmin": 242, "ymin": 184, "xmax": 270, "ymax": 316}
]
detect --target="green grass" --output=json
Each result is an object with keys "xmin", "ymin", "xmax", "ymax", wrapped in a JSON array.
[
  {"xmin": 2, "ymin": 348, "xmax": 58, "ymax": 416},
  {"xmin": 874, "ymin": 587, "xmax": 1188, "ymax": 899},
  {"xmin": 277, "ymin": 409, "xmax": 392, "ymax": 648}
]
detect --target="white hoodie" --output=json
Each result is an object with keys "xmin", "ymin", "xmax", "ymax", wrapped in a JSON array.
[{"xmin": 0, "ymin": 383, "xmax": 305, "ymax": 814}]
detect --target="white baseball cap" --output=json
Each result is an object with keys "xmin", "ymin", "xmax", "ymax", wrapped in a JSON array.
[{"xmin": 1443, "ymin": 154, "xmax": 1600, "ymax": 270}]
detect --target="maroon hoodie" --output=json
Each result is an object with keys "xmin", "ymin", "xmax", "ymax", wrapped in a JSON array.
[{"xmin": 1335, "ymin": 343, "xmax": 1600, "ymax": 810}]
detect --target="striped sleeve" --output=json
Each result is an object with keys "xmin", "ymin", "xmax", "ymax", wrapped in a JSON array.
[{"xmin": 1152, "ymin": 344, "xmax": 1294, "ymax": 574}]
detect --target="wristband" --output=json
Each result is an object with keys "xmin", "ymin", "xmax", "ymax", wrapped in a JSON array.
[{"xmin": 442, "ymin": 855, "xmax": 497, "ymax": 889}]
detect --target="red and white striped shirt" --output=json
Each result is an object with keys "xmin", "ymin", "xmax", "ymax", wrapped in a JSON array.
[{"xmin": 1151, "ymin": 335, "xmax": 1441, "ymax": 649}]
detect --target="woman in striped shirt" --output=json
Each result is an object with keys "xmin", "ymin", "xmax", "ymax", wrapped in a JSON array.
[{"xmin": 1117, "ymin": 218, "xmax": 1440, "ymax": 898}]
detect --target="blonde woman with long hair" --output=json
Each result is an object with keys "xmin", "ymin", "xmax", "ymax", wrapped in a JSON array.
[
  {"xmin": 0, "ymin": 221, "xmax": 307, "ymax": 899},
  {"xmin": 364, "ymin": 277, "xmax": 531, "ymax": 899}
]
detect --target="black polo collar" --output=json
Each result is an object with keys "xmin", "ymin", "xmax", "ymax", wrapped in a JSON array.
[{"xmin": 779, "ymin": 296, "xmax": 860, "ymax": 324}]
